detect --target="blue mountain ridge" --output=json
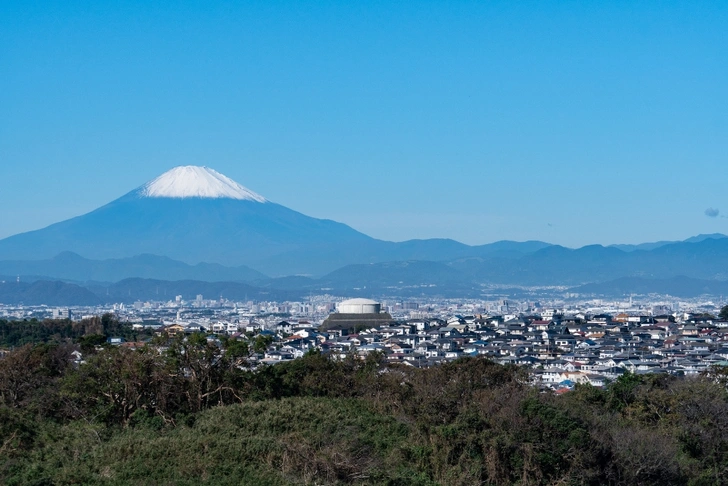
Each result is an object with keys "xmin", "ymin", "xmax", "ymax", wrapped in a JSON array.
[
  {"xmin": 0, "ymin": 252, "xmax": 266, "ymax": 283},
  {"xmin": 0, "ymin": 181, "xmax": 551, "ymax": 275},
  {"xmin": 1, "ymin": 166, "xmax": 727, "ymax": 290}
]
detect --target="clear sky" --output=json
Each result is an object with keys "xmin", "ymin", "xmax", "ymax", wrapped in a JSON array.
[{"xmin": 1, "ymin": 1, "xmax": 726, "ymax": 247}]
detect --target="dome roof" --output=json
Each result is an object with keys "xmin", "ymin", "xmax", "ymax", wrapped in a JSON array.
[{"xmin": 339, "ymin": 298, "xmax": 379, "ymax": 305}]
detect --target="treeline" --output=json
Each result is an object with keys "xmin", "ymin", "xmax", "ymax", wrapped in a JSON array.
[
  {"xmin": 0, "ymin": 315, "xmax": 152, "ymax": 348},
  {"xmin": 1, "ymin": 335, "xmax": 728, "ymax": 484}
]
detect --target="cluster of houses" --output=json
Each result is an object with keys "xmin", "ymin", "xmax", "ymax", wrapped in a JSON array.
[{"xmin": 148, "ymin": 310, "xmax": 728, "ymax": 391}]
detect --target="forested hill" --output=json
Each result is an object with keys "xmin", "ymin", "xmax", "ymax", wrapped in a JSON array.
[
  {"xmin": 0, "ymin": 318, "xmax": 727, "ymax": 485},
  {"xmin": 0, "ymin": 280, "xmax": 101, "ymax": 306}
]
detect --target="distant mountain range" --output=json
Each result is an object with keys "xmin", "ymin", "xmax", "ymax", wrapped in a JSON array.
[
  {"xmin": 0, "ymin": 252, "xmax": 265, "ymax": 283},
  {"xmin": 261, "ymin": 260, "xmax": 483, "ymax": 298},
  {"xmin": 0, "ymin": 280, "xmax": 102, "ymax": 306},
  {"xmin": 571, "ymin": 276, "xmax": 728, "ymax": 299},
  {"xmin": 450, "ymin": 236, "xmax": 728, "ymax": 285},
  {"xmin": 608, "ymin": 233, "xmax": 728, "ymax": 252},
  {"xmin": 1, "ymin": 166, "xmax": 728, "ymax": 303},
  {"xmin": 11, "ymin": 237, "xmax": 728, "ymax": 289},
  {"xmin": 7, "ymin": 235, "xmax": 728, "ymax": 305}
]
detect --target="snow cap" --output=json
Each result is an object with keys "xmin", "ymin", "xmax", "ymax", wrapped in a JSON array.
[{"xmin": 139, "ymin": 166, "xmax": 267, "ymax": 202}]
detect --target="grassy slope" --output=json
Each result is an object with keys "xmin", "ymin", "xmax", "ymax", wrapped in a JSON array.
[{"xmin": 2, "ymin": 398, "xmax": 434, "ymax": 486}]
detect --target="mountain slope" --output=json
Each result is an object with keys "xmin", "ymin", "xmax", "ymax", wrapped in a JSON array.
[
  {"xmin": 254, "ymin": 238, "xmax": 552, "ymax": 276},
  {"xmin": 610, "ymin": 233, "xmax": 728, "ymax": 252},
  {"xmin": 0, "ymin": 166, "xmax": 552, "ymax": 276},
  {"xmin": 0, "ymin": 167, "xmax": 373, "ymax": 269},
  {"xmin": 0, "ymin": 280, "xmax": 102, "ymax": 306},
  {"xmin": 452, "ymin": 236, "xmax": 728, "ymax": 285},
  {"xmin": 0, "ymin": 252, "xmax": 267, "ymax": 283},
  {"xmin": 571, "ymin": 276, "xmax": 728, "ymax": 298}
]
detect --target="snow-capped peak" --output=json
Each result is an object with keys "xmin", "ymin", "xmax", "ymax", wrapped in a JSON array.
[{"xmin": 138, "ymin": 166, "xmax": 267, "ymax": 202}]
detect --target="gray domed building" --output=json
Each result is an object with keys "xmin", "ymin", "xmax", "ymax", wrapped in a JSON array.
[
  {"xmin": 321, "ymin": 298, "xmax": 393, "ymax": 333},
  {"xmin": 336, "ymin": 298, "xmax": 381, "ymax": 314}
]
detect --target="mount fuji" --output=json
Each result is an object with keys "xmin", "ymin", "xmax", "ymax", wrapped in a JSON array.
[
  {"xmin": 0, "ymin": 166, "xmax": 550, "ymax": 276},
  {"xmin": 0, "ymin": 166, "xmax": 376, "ymax": 274}
]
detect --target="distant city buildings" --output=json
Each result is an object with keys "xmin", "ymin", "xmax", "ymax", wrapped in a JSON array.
[
  {"xmin": 51, "ymin": 308, "xmax": 71, "ymax": 319},
  {"xmin": 2, "ymin": 291, "xmax": 727, "ymax": 391}
]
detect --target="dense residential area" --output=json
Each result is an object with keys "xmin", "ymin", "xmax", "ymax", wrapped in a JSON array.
[
  {"xmin": 185, "ymin": 310, "xmax": 728, "ymax": 390},
  {"xmin": 3, "ymin": 296, "xmax": 728, "ymax": 391},
  {"xmin": 4, "ymin": 296, "xmax": 728, "ymax": 392}
]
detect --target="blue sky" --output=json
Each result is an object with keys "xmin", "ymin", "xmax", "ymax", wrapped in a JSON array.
[{"xmin": 1, "ymin": 1, "xmax": 726, "ymax": 247}]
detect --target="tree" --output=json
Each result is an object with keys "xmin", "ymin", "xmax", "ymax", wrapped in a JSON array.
[
  {"xmin": 166, "ymin": 333, "xmax": 243, "ymax": 412},
  {"xmin": 253, "ymin": 334, "xmax": 274, "ymax": 354},
  {"xmin": 0, "ymin": 344, "xmax": 73, "ymax": 411},
  {"xmin": 224, "ymin": 339, "xmax": 249, "ymax": 360},
  {"xmin": 719, "ymin": 305, "xmax": 728, "ymax": 321},
  {"xmin": 60, "ymin": 346, "xmax": 176, "ymax": 426}
]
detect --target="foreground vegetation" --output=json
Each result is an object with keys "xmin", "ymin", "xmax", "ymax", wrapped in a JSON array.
[{"xmin": 1, "ymin": 319, "xmax": 727, "ymax": 485}]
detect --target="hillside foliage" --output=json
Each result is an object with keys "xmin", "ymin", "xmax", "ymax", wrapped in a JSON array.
[{"xmin": 1, "ymin": 318, "xmax": 727, "ymax": 485}]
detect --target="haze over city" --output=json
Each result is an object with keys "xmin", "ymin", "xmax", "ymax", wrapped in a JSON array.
[{"xmin": 2, "ymin": 1, "xmax": 726, "ymax": 246}]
